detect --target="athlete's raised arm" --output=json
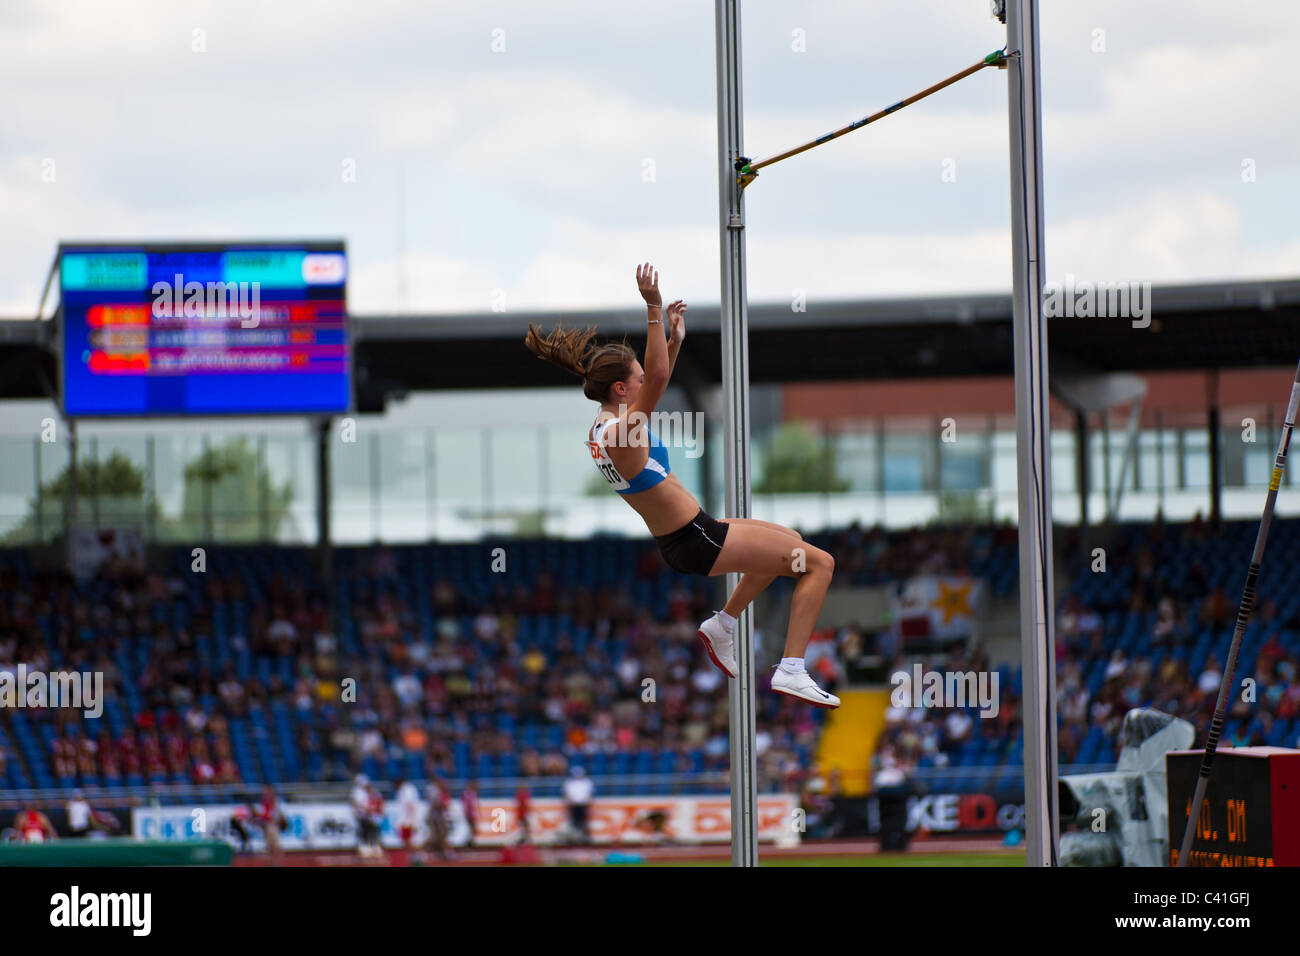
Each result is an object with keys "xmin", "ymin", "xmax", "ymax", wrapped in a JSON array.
[
  {"xmin": 665, "ymin": 299, "xmax": 686, "ymax": 379},
  {"xmin": 631, "ymin": 262, "xmax": 671, "ymax": 420}
]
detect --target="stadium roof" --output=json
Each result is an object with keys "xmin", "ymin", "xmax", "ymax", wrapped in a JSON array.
[{"xmin": 2, "ymin": 277, "xmax": 1297, "ymax": 410}]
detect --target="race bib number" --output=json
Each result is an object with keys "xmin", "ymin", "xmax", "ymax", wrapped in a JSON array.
[{"xmin": 587, "ymin": 438, "xmax": 630, "ymax": 491}]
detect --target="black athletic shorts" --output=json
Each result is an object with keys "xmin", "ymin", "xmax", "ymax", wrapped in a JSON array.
[{"xmin": 654, "ymin": 508, "xmax": 729, "ymax": 576}]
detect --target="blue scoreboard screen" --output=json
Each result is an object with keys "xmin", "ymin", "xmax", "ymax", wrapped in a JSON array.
[{"xmin": 60, "ymin": 241, "xmax": 350, "ymax": 416}]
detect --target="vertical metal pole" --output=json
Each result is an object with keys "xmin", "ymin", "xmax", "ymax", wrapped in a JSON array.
[
  {"xmin": 89, "ymin": 436, "xmax": 99, "ymax": 530},
  {"xmin": 984, "ymin": 414, "xmax": 995, "ymax": 490},
  {"xmin": 67, "ymin": 420, "xmax": 79, "ymax": 538},
  {"xmin": 34, "ymin": 436, "xmax": 43, "ymax": 543},
  {"xmin": 427, "ymin": 430, "xmax": 438, "ymax": 541},
  {"xmin": 317, "ymin": 418, "xmax": 332, "ymax": 585},
  {"xmin": 1101, "ymin": 410, "xmax": 1112, "ymax": 520},
  {"xmin": 1156, "ymin": 410, "xmax": 1165, "ymax": 514},
  {"xmin": 1075, "ymin": 410, "xmax": 1089, "ymax": 557},
  {"xmin": 146, "ymin": 434, "xmax": 156, "ymax": 544},
  {"xmin": 715, "ymin": 0, "xmax": 758, "ymax": 868},
  {"xmin": 1208, "ymin": 371, "xmax": 1222, "ymax": 524},
  {"xmin": 1177, "ymin": 429, "xmax": 1187, "ymax": 490},
  {"xmin": 876, "ymin": 418, "xmax": 886, "ymax": 525},
  {"xmin": 1159, "ymin": 411, "xmax": 1170, "ymax": 515},
  {"xmin": 821, "ymin": 423, "xmax": 832, "ymax": 530},
  {"xmin": 933, "ymin": 416, "xmax": 944, "ymax": 501},
  {"xmin": 201, "ymin": 433, "xmax": 212, "ymax": 541},
  {"xmin": 482, "ymin": 427, "xmax": 492, "ymax": 523},
  {"xmin": 1006, "ymin": 0, "xmax": 1059, "ymax": 867},
  {"xmin": 538, "ymin": 426, "xmax": 549, "ymax": 527},
  {"xmin": 370, "ymin": 431, "xmax": 382, "ymax": 538},
  {"xmin": 258, "ymin": 434, "xmax": 269, "ymax": 541},
  {"xmin": 1112, "ymin": 398, "xmax": 1143, "ymax": 517}
]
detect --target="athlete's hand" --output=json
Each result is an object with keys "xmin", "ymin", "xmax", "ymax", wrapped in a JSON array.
[
  {"xmin": 666, "ymin": 300, "xmax": 686, "ymax": 344},
  {"xmin": 636, "ymin": 262, "xmax": 662, "ymax": 307}
]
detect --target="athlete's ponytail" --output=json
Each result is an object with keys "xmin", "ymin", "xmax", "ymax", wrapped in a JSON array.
[{"xmin": 524, "ymin": 322, "xmax": 636, "ymax": 403}]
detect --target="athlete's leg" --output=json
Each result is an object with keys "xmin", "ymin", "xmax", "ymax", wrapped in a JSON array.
[
  {"xmin": 721, "ymin": 572, "xmax": 775, "ymax": 618},
  {"xmin": 715, "ymin": 518, "xmax": 804, "ymax": 617},
  {"xmin": 709, "ymin": 522, "xmax": 835, "ymax": 658},
  {"xmin": 719, "ymin": 516, "xmax": 804, "ymax": 540}
]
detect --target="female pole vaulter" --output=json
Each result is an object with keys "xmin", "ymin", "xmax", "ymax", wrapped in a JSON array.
[{"xmin": 524, "ymin": 263, "xmax": 839, "ymax": 708}]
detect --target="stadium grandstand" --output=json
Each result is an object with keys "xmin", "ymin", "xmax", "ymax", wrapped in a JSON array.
[{"xmin": 1, "ymin": 276, "xmax": 1298, "ymax": 861}]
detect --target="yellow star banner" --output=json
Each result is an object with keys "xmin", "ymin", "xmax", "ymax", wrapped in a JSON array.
[
  {"xmin": 932, "ymin": 580, "xmax": 975, "ymax": 626},
  {"xmin": 891, "ymin": 575, "xmax": 984, "ymax": 643}
]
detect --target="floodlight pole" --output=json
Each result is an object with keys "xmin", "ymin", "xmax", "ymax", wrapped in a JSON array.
[
  {"xmin": 1005, "ymin": 0, "xmax": 1059, "ymax": 866},
  {"xmin": 715, "ymin": 0, "xmax": 759, "ymax": 868}
]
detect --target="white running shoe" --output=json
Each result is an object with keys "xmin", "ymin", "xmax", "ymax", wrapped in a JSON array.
[
  {"xmin": 770, "ymin": 667, "xmax": 840, "ymax": 709},
  {"xmin": 697, "ymin": 614, "xmax": 739, "ymax": 678}
]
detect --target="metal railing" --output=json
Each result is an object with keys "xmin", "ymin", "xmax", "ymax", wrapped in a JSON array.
[{"xmin": 0, "ymin": 764, "xmax": 1120, "ymax": 809}]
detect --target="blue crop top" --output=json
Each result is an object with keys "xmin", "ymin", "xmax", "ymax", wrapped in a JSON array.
[{"xmin": 586, "ymin": 416, "xmax": 671, "ymax": 495}]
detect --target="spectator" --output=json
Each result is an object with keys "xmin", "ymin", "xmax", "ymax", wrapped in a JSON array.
[
  {"xmin": 253, "ymin": 784, "xmax": 287, "ymax": 866},
  {"xmin": 515, "ymin": 786, "xmax": 532, "ymax": 845},
  {"xmin": 1198, "ymin": 664, "xmax": 1222, "ymax": 695},
  {"xmin": 65, "ymin": 790, "xmax": 93, "ymax": 838},
  {"xmin": 427, "ymin": 779, "xmax": 453, "ymax": 861},
  {"xmin": 395, "ymin": 778, "xmax": 421, "ymax": 850},
  {"xmin": 229, "ymin": 804, "xmax": 254, "ymax": 853},
  {"xmin": 351, "ymin": 774, "xmax": 380, "ymax": 860},
  {"xmin": 800, "ymin": 775, "xmax": 835, "ymax": 839},
  {"xmin": 563, "ymin": 765, "xmax": 594, "ymax": 844},
  {"xmin": 943, "ymin": 708, "xmax": 973, "ymax": 750},
  {"xmin": 14, "ymin": 807, "xmax": 57, "ymax": 844},
  {"xmin": 461, "ymin": 780, "xmax": 480, "ymax": 849}
]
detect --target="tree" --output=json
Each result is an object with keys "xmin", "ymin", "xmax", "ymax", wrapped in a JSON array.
[
  {"xmin": 4, "ymin": 452, "xmax": 153, "ymax": 545},
  {"xmin": 42, "ymin": 452, "xmax": 145, "ymax": 498},
  {"xmin": 934, "ymin": 490, "xmax": 995, "ymax": 525},
  {"xmin": 173, "ymin": 437, "xmax": 294, "ymax": 541},
  {"xmin": 753, "ymin": 422, "xmax": 849, "ymax": 495}
]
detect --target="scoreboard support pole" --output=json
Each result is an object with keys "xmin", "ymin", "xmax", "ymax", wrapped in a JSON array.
[
  {"xmin": 317, "ymin": 417, "xmax": 333, "ymax": 587},
  {"xmin": 33, "ymin": 250, "xmax": 61, "ymax": 329},
  {"xmin": 66, "ymin": 420, "xmax": 80, "ymax": 532}
]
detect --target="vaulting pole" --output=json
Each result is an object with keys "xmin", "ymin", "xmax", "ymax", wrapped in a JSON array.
[{"xmin": 1177, "ymin": 360, "xmax": 1300, "ymax": 866}]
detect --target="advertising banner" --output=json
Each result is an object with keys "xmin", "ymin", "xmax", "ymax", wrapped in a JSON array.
[{"xmin": 132, "ymin": 794, "xmax": 800, "ymax": 849}]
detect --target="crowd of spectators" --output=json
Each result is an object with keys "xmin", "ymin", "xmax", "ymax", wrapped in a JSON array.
[
  {"xmin": 870, "ymin": 515, "xmax": 1300, "ymax": 783},
  {"xmin": 2, "ymin": 522, "xmax": 1003, "ymax": 794},
  {"xmin": 7, "ymin": 515, "xmax": 1298, "ymax": 800},
  {"xmin": 826, "ymin": 520, "xmax": 1019, "ymax": 586},
  {"xmin": 0, "ymin": 544, "xmax": 836, "ymax": 793}
]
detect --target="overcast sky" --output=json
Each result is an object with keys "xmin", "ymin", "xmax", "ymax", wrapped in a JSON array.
[{"xmin": 4, "ymin": 0, "xmax": 1298, "ymax": 318}]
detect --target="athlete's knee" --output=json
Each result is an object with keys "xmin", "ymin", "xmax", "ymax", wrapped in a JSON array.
[{"xmin": 793, "ymin": 545, "xmax": 833, "ymax": 576}]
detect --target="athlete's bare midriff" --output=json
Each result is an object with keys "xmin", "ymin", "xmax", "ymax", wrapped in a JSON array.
[{"xmin": 619, "ymin": 472, "xmax": 701, "ymax": 537}]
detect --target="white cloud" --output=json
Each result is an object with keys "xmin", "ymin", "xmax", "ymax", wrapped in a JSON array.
[
  {"xmin": 350, "ymin": 249, "xmax": 505, "ymax": 313},
  {"xmin": 0, "ymin": 0, "xmax": 1296, "ymax": 319},
  {"xmin": 1047, "ymin": 190, "xmax": 1300, "ymax": 284}
]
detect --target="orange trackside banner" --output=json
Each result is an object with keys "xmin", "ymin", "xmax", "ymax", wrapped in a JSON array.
[{"xmin": 469, "ymin": 794, "xmax": 801, "ymax": 846}]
